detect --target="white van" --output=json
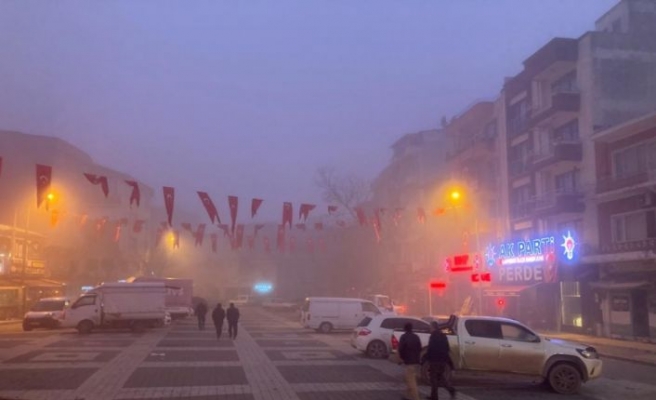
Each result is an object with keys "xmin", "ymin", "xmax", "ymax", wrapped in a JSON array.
[{"xmin": 300, "ymin": 297, "xmax": 382, "ymax": 333}]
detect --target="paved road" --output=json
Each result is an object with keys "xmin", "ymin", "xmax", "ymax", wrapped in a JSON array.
[{"xmin": 0, "ymin": 309, "xmax": 654, "ymax": 400}]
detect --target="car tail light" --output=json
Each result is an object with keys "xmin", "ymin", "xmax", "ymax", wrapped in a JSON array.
[
  {"xmin": 391, "ymin": 335, "xmax": 399, "ymax": 350},
  {"xmin": 357, "ymin": 328, "xmax": 371, "ymax": 336}
]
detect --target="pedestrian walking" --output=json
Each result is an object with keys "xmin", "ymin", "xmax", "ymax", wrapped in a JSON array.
[
  {"xmin": 422, "ymin": 321, "xmax": 456, "ymax": 400},
  {"xmin": 226, "ymin": 302, "xmax": 240, "ymax": 339},
  {"xmin": 212, "ymin": 303, "xmax": 226, "ymax": 339},
  {"xmin": 398, "ymin": 322, "xmax": 422, "ymax": 400},
  {"xmin": 195, "ymin": 301, "xmax": 208, "ymax": 330}
]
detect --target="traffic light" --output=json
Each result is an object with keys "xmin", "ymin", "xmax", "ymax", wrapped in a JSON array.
[{"xmin": 430, "ymin": 281, "xmax": 447, "ymax": 289}]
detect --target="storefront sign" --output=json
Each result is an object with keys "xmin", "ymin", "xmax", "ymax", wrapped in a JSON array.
[
  {"xmin": 599, "ymin": 239, "xmax": 656, "ymax": 254},
  {"xmin": 485, "ymin": 230, "xmax": 578, "ymax": 267}
]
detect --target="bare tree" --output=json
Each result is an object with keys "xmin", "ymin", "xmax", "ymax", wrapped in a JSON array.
[{"xmin": 315, "ymin": 167, "xmax": 371, "ymax": 219}]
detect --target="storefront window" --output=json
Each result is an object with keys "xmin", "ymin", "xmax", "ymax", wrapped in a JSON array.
[
  {"xmin": 611, "ymin": 295, "xmax": 630, "ymax": 312},
  {"xmin": 561, "ymin": 281, "xmax": 582, "ymax": 327}
]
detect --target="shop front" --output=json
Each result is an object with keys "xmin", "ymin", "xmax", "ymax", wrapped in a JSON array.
[{"xmin": 483, "ymin": 230, "xmax": 580, "ymax": 331}]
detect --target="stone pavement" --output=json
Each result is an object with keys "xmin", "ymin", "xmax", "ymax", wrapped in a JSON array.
[{"xmin": 0, "ymin": 310, "xmax": 475, "ymax": 400}]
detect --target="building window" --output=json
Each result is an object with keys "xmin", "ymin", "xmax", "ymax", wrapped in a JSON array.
[
  {"xmin": 551, "ymin": 70, "xmax": 578, "ymax": 94},
  {"xmin": 508, "ymin": 99, "xmax": 530, "ymax": 137},
  {"xmin": 611, "ymin": 209, "xmax": 656, "ymax": 243},
  {"xmin": 561, "ymin": 282, "xmax": 582, "ymax": 328},
  {"xmin": 612, "ymin": 140, "xmax": 656, "ymax": 178},
  {"xmin": 555, "ymin": 170, "xmax": 580, "ymax": 193},
  {"xmin": 553, "ymin": 119, "xmax": 579, "ymax": 142}
]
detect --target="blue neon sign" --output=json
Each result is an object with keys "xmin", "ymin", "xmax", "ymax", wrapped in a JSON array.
[
  {"xmin": 253, "ymin": 282, "xmax": 273, "ymax": 294},
  {"xmin": 486, "ymin": 230, "xmax": 578, "ymax": 267}
]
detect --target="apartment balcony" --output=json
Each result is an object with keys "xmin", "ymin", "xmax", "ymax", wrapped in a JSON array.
[
  {"xmin": 533, "ymin": 190, "xmax": 585, "ymax": 216},
  {"xmin": 530, "ymin": 91, "xmax": 580, "ymax": 128},
  {"xmin": 532, "ymin": 141, "xmax": 583, "ymax": 170},
  {"xmin": 509, "ymin": 160, "xmax": 531, "ymax": 178},
  {"xmin": 510, "ymin": 201, "xmax": 535, "ymax": 220},
  {"xmin": 507, "ymin": 117, "xmax": 531, "ymax": 139},
  {"xmin": 596, "ymin": 168, "xmax": 656, "ymax": 195}
]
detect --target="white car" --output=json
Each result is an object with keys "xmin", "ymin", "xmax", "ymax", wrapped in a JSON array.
[
  {"xmin": 229, "ymin": 295, "xmax": 251, "ymax": 306},
  {"xmin": 351, "ymin": 315, "xmax": 430, "ymax": 358},
  {"xmin": 23, "ymin": 297, "xmax": 70, "ymax": 331}
]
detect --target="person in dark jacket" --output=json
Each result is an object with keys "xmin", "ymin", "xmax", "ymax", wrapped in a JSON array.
[
  {"xmin": 211, "ymin": 303, "xmax": 226, "ymax": 339},
  {"xmin": 422, "ymin": 321, "xmax": 456, "ymax": 400},
  {"xmin": 195, "ymin": 302, "xmax": 208, "ymax": 330},
  {"xmin": 226, "ymin": 302, "xmax": 240, "ymax": 339},
  {"xmin": 398, "ymin": 322, "xmax": 422, "ymax": 400}
]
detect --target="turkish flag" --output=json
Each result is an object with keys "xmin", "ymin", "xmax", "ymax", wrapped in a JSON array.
[
  {"xmin": 35, "ymin": 164, "xmax": 52, "ymax": 209},
  {"xmin": 251, "ymin": 198, "xmax": 263, "ymax": 218},
  {"xmin": 198, "ymin": 192, "xmax": 221, "ymax": 224},
  {"xmin": 181, "ymin": 222, "xmax": 193, "ymax": 233},
  {"xmin": 355, "ymin": 207, "xmax": 367, "ymax": 226},
  {"xmin": 264, "ymin": 236, "xmax": 271, "ymax": 253},
  {"xmin": 254, "ymin": 224, "xmax": 265, "ymax": 237},
  {"xmin": 210, "ymin": 233, "xmax": 218, "ymax": 253},
  {"xmin": 417, "ymin": 208, "xmax": 426, "ymax": 224},
  {"xmin": 328, "ymin": 205, "xmax": 338, "ymax": 215},
  {"xmin": 276, "ymin": 224, "xmax": 286, "ymax": 252},
  {"xmin": 314, "ymin": 222, "xmax": 324, "ymax": 231},
  {"xmin": 218, "ymin": 224, "xmax": 231, "ymax": 237},
  {"xmin": 228, "ymin": 196, "xmax": 238, "ymax": 234},
  {"xmin": 163, "ymin": 186, "xmax": 175, "ymax": 226},
  {"xmin": 125, "ymin": 180, "xmax": 141, "ymax": 207},
  {"xmin": 133, "ymin": 220, "xmax": 145, "ymax": 233},
  {"xmin": 299, "ymin": 204, "xmax": 316, "ymax": 221},
  {"xmin": 83, "ymin": 173, "xmax": 109, "ymax": 198},
  {"xmin": 282, "ymin": 202, "xmax": 293, "ymax": 229},
  {"xmin": 194, "ymin": 224, "xmax": 206, "ymax": 247},
  {"xmin": 235, "ymin": 224, "xmax": 245, "ymax": 249}
]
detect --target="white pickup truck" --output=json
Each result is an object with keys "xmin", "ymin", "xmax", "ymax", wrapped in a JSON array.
[{"xmin": 391, "ymin": 315, "xmax": 602, "ymax": 394}]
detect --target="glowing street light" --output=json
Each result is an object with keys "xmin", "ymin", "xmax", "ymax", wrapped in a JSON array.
[
  {"xmin": 47, "ymin": 193, "xmax": 55, "ymax": 202},
  {"xmin": 450, "ymin": 190, "xmax": 461, "ymax": 201}
]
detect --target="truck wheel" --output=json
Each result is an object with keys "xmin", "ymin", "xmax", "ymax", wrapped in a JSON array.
[
  {"xmin": 318, "ymin": 322, "xmax": 333, "ymax": 333},
  {"xmin": 366, "ymin": 340, "xmax": 388, "ymax": 359},
  {"xmin": 131, "ymin": 321, "xmax": 146, "ymax": 333},
  {"xmin": 548, "ymin": 363, "xmax": 582, "ymax": 394},
  {"xmin": 77, "ymin": 320, "xmax": 94, "ymax": 334}
]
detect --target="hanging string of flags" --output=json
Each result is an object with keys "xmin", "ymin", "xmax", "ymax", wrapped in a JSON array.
[{"xmin": 3, "ymin": 161, "xmax": 435, "ymax": 254}]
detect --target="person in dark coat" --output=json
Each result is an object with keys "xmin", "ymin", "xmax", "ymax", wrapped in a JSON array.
[
  {"xmin": 226, "ymin": 302, "xmax": 240, "ymax": 339},
  {"xmin": 195, "ymin": 301, "xmax": 208, "ymax": 330},
  {"xmin": 211, "ymin": 303, "xmax": 226, "ymax": 339},
  {"xmin": 398, "ymin": 322, "xmax": 422, "ymax": 400},
  {"xmin": 422, "ymin": 321, "xmax": 456, "ymax": 400}
]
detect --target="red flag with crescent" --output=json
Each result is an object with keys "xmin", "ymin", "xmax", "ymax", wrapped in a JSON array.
[
  {"xmin": 251, "ymin": 198, "xmax": 263, "ymax": 218},
  {"xmin": 163, "ymin": 187, "xmax": 175, "ymax": 226},
  {"xmin": 198, "ymin": 192, "xmax": 220, "ymax": 224},
  {"xmin": 125, "ymin": 180, "xmax": 141, "ymax": 207},
  {"xmin": 35, "ymin": 164, "xmax": 52, "ymax": 209},
  {"xmin": 228, "ymin": 196, "xmax": 238, "ymax": 234},
  {"xmin": 235, "ymin": 224, "xmax": 245, "ymax": 249},
  {"xmin": 254, "ymin": 224, "xmax": 265, "ymax": 237},
  {"xmin": 282, "ymin": 202, "xmax": 293, "ymax": 229},
  {"xmin": 299, "ymin": 204, "xmax": 316, "ymax": 221},
  {"xmin": 277, "ymin": 224, "xmax": 286, "ymax": 252},
  {"xmin": 194, "ymin": 224, "xmax": 206, "ymax": 247}
]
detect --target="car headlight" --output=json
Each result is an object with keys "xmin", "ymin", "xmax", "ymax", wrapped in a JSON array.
[{"xmin": 576, "ymin": 347, "xmax": 599, "ymax": 359}]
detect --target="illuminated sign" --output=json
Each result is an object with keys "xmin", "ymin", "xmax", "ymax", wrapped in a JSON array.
[
  {"xmin": 253, "ymin": 282, "xmax": 273, "ymax": 294},
  {"xmin": 485, "ymin": 230, "xmax": 578, "ymax": 267}
]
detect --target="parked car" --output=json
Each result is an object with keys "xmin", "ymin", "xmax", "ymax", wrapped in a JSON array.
[
  {"xmin": 301, "ymin": 297, "xmax": 382, "ymax": 333},
  {"xmin": 351, "ymin": 315, "xmax": 430, "ymax": 358},
  {"xmin": 228, "ymin": 295, "xmax": 252, "ymax": 307},
  {"xmin": 23, "ymin": 297, "xmax": 70, "ymax": 331},
  {"xmin": 391, "ymin": 315, "xmax": 602, "ymax": 394}
]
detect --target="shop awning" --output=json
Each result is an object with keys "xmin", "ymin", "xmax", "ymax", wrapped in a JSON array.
[
  {"xmin": 589, "ymin": 281, "xmax": 651, "ymax": 291},
  {"xmin": 483, "ymin": 284, "xmax": 539, "ymax": 297}
]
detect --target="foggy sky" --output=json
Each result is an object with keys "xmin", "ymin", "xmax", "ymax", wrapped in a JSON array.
[{"xmin": 0, "ymin": 0, "xmax": 616, "ymax": 218}]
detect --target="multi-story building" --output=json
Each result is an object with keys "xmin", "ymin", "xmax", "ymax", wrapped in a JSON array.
[
  {"xmin": 584, "ymin": 111, "xmax": 656, "ymax": 340},
  {"xmin": 494, "ymin": 0, "xmax": 656, "ymax": 334},
  {"xmin": 0, "ymin": 130, "xmax": 154, "ymax": 316}
]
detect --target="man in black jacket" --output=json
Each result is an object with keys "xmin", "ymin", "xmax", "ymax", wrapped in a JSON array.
[
  {"xmin": 398, "ymin": 322, "xmax": 422, "ymax": 400},
  {"xmin": 211, "ymin": 303, "xmax": 226, "ymax": 339},
  {"xmin": 226, "ymin": 303, "xmax": 240, "ymax": 339},
  {"xmin": 422, "ymin": 321, "xmax": 456, "ymax": 400},
  {"xmin": 195, "ymin": 301, "xmax": 208, "ymax": 331}
]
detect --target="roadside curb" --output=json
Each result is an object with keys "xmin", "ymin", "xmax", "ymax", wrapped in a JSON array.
[
  {"xmin": 0, "ymin": 320, "xmax": 20, "ymax": 326},
  {"xmin": 599, "ymin": 352, "xmax": 656, "ymax": 367}
]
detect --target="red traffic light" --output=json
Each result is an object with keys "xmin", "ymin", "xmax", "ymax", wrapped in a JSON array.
[
  {"xmin": 496, "ymin": 298, "xmax": 506, "ymax": 307},
  {"xmin": 430, "ymin": 281, "xmax": 447, "ymax": 289}
]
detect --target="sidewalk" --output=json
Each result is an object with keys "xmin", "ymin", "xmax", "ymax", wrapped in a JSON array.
[{"xmin": 540, "ymin": 331, "xmax": 656, "ymax": 366}]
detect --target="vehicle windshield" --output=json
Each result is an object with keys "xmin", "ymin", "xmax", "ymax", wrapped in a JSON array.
[{"xmin": 30, "ymin": 301, "xmax": 66, "ymax": 312}]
